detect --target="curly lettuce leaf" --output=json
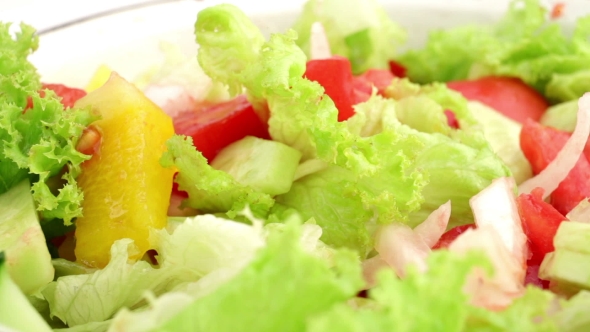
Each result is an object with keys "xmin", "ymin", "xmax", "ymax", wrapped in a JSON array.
[
  {"xmin": 0, "ymin": 23, "xmax": 97, "ymax": 224},
  {"xmin": 291, "ymin": 0, "xmax": 406, "ymax": 74},
  {"xmin": 309, "ymin": 250, "xmax": 557, "ymax": 332},
  {"xmin": 398, "ymin": 0, "xmax": 590, "ymax": 103},
  {"xmin": 194, "ymin": 4, "xmax": 265, "ymax": 96},
  {"xmin": 156, "ymin": 221, "xmax": 363, "ymax": 332},
  {"xmin": 160, "ymin": 135, "xmax": 274, "ymax": 218}
]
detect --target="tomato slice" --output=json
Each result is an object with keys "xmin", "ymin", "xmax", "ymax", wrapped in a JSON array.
[
  {"xmin": 305, "ymin": 56, "xmax": 356, "ymax": 121},
  {"xmin": 432, "ymin": 224, "xmax": 475, "ymax": 249},
  {"xmin": 43, "ymin": 83, "xmax": 87, "ymax": 108},
  {"xmin": 447, "ymin": 76, "xmax": 548, "ymax": 124},
  {"xmin": 516, "ymin": 187, "xmax": 568, "ymax": 264},
  {"xmin": 520, "ymin": 120, "xmax": 590, "ymax": 215},
  {"xmin": 173, "ymin": 95, "xmax": 270, "ymax": 161},
  {"xmin": 388, "ymin": 60, "xmax": 407, "ymax": 78}
]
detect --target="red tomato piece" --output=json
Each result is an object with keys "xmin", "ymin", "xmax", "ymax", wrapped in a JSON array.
[
  {"xmin": 520, "ymin": 120, "xmax": 590, "ymax": 214},
  {"xmin": 43, "ymin": 83, "xmax": 87, "ymax": 108},
  {"xmin": 444, "ymin": 110, "xmax": 460, "ymax": 129},
  {"xmin": 516, "ymin": 187, "xmax": 568, "ymax": 264},
  {"xmin": 388, "ymin": 60, "xmax": 407, "ymax": 78},
  {"xmin": 356, "ymin": 69, "xmax": 395, "ymax": 94},
  {"xmin": 447, "ymin": 76, "xmax": 548, "ymax": 124},
  {"xmin": 432, "ymin": 224, "xmax": 475, "ymax": 249},
  {"xmin": 305, "ymin": 56, "xmax": 356, "ymax": 121},
  {"xmin": 173, "ymin": 95, "xmax": 270, "ymax": 161}
]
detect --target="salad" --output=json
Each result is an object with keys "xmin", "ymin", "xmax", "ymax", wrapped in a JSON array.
[{"xmin": 2, "ymin": 0, "xmax": 590, "ymax": 331}]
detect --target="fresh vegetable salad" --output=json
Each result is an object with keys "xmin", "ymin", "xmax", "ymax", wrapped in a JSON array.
[{"xmin": 2, "ymin": 0, "xmax": 590, "ymax": 331}]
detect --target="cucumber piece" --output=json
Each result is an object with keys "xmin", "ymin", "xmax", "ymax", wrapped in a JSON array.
[
  {"xmin": 553, "ymin": 221, "xmax": 590, "ymax": 255},
  {"xmin": 211, "ymin": 136, "xmax": 302, "ymax": 196},
  {"xmin": 0, "ymin": 252, "xmax": 52, "ymax": 332},
  {"xmin": 0, "ymin": 180, "xmax": 54, "ymax": 295},
  {"xmin": 540, "ymin": 250, "xmax": 590, "ymax": 290}
]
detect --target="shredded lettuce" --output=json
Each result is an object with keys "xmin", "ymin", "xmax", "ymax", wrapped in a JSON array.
[
  {"xmin": 291, "ymin": 0, "xmax": 406, "ymax": 74},
  {"xmin": 398, "ymin": 0, "xmax": 590, "ymax": 103},
  {"xmin": 0, "ymin": 23, "xmax": 97, "ymax": 224}
]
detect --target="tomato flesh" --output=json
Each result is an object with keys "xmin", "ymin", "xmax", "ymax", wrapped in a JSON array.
[
  {"xmin": 173, "ymin": 95, "xmax": 270, "ymax": 161},
  {"xmin": 388, "ymin": 60, "xmax": 407, "ymax": 78},
  {"xmin": 43, "ymin": 83, "xmax": 87, "ymax": 108},
  {"xmin": 447, "ymin": 76, "xmax": 548, "ymax": 124},
  {"xmin": 305, "ymin": 56, "xmax": 356, "ymax": 121},
  {"xmin": 520, "ymin": 120, "xmax": 590, "ymax": 215},
  {"xmin": 432, "ymin": 224, "xmax": 475, "ymax": 249},
  {"xmin": 516, "ymin": 187, "xmax": 568, "ymax": 265}
]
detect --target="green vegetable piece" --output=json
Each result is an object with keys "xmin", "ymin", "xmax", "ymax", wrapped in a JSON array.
[
  {"xmin": 161, "ymin": 135, "xmax": 275, "ymax": 218},
  {"xmin": 156, "ymin": 222, "xmax": 363, "ymax": 332},
  {"xmin": 211, "ymin": 136, "xmax": 302, "ymax": 196},
  {"xmin": 467, "ymin": 101, "xmax": 532, "ymax": 184},
  {"xmin": 0, "ymin": 252, "xmax": 52, "ymax": 332},
  {"xmin": 540, "ymin": 222, "xmax": 590, "ymax": 292},
  {"xmin": 540, "ymin": 100, "xmax": 578, "ymax": 132},
  {"xmin": 0, "ymin": 180, "xmax": 53, "ymax": 295}
]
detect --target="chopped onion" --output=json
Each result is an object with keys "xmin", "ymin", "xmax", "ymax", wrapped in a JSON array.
[
  {"xmin": 414, "ymin": 200, "xmax": 452, "ymax": 248},
  {"xmin": 519, "ymin": 93, "xmax": 590, "ymax": 199},
  {"xmin": 566, "ymin": 198, "xmax": 590, "ymax": 223},
  {"xmin": 374, "ymin": 223, "xmax": 430, "ymax": 278},
  {"xmin": 361, "ymin": 255, "xmax": 389, "ymax": 288},
  {"xmin": 470, "ymin": 177, "xmax": 528, "ymax": 269},
  {"xmin": 310, "ymin": 22, "xmax": 331, "ymax": 60},
  {"xmin": 449, "ymin": 225, "xmax": 525, "ymax": 309}
]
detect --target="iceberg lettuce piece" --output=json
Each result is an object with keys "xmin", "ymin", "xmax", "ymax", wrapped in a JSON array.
[
  {"xmin": 42, "ymin": 214, "xmax": 266, "ymax": 327},
  {"xmin": 540, "ymin": 100, "xmax": 578, "ymax": 132},
  {"xmin": 291, "ymin": 0, "xmax": 406, "ymax": 74},
  {"xmin": 156, "ymin": 222, "xmax": 363, "ymax": 332}
]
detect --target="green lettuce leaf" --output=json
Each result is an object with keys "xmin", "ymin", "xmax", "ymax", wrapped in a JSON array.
[
  {"xmin": 540, "ymin": 100, "xmax": 578, "ymax": 132},
  {"xmin": 160, "ymin": 135, "xmax": 274, "ymax": 218},
  {"xmin": 291, "ymin": 0, "xmax": 406, "ymax": 74},
  {"xmin": 0, "ymin": 23, "xmax": 97, "ymax": 224},
  {"xmin": 156, "ymin": 221, "xmax": 363, "ymax": 332},
  {"xmin": 308, "ymin": 250, "xmax": 557, "ymax": 332},
  {"xmin": 398, "ymin": 0, "xmax": 590, "ymax": 103},
  {"xmin": 42, "ymin": 214, "xmax": 266, "ymax": 327}
]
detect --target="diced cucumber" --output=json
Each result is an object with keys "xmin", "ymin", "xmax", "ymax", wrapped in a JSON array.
[
  {"xmin": 553, "ymin": 221, "xmax": 590, "ymax": 255},
  {"xmin": 0, "ymin": 252, "xmax": 52, "ymax": 332},
  {"xmin": 211, "ymin": 136, "xmax": 302, "ymax": 196},
  {"xmin": 0, "ymin": 180, "xmax": 54, "ymax": 295},
  {"xmin": 540, "ymin": 250, "xmax": 590, "ymax": 291}
]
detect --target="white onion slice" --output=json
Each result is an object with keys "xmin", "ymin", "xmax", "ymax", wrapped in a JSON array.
[
  {"xmin": 374, "ymin": 223, "xmax": 430, "ymax": 278},
  {"xmin": 566, "ymin": 198, "xmax": 590, "ymax": 223},
  {"xmin": 414, "ymin": 200, "xmax": 452, "ymax": 248},
  {"xmin": 470, "ymin": 177, "xmax": 528, "ymax": 269},
  {"xmin": 361, "ymin": 255, "xmax": 389, "ymax": 288},
  {"xmin": 449, "ymin": 225, "xmax": 525, "ymax": 310},
  {"xmin": 519, "ymin": 93, "xmax": 590, "ymax": 199},
  {"xmin": 310, "ymin": 22, "xmax": 332, "ymax": 60}
]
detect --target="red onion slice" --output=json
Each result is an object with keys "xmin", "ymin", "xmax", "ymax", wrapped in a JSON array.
[
  {"xmin": 566, "ymin": 198, "xmax": 590, "ymax": 223},
  {"xmin": 374, "ymin": 223, "xmax": 430, "ymax": 278}
]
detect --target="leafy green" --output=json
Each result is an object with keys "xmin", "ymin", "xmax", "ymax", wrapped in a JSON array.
[
  {"xmin": 0, "ymin": 23, "xmax": 97, "ymax": 224},
  {"xmin": 0, "ymin": 180, "xmax": 53, "ymax": 295},
  {"xmin": 308, "ymin": 250, "xmax": 557, "ymax": 332},
  {"xmin": 156, "ymin": 221, "xmax": 363, "ymax": 332},
  {"xmin": 42, "ymin": 214, "xmax": 265, "ymax": 327},
  {"xmin": 540, "ymin": 100, "xmax": 578, "ymax": 132},
  {"xmin": 194, "ymin": 4, "xmax": 265, "ymax": 96},
  {"xmin": 397, "ymin": 0, "xmax": 590, "ymax": 103},
  {"xmin": 160, "ymin": 135, "xmax": 274, "ymax": 218},
  {"xmin": 291, "ymin": 0, "xmax": 406, "ymax": 74}
]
